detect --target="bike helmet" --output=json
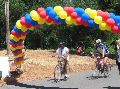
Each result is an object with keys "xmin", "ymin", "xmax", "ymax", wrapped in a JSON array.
[{"xmin": 96, "ymin": 39, "xmax": 101, "ymax": 44}]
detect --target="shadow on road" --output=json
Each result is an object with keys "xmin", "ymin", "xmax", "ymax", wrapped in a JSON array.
[
  {"xmin": 86, "ymin": 75, "xmax": 108, "ymax": 80},
  {"xmin": 103, "ymin": 86, "xmax": 120, "ymax": 89},
  {"xmin": 5, "ymin": 76, "xmax": 78, "ymax": 89}
]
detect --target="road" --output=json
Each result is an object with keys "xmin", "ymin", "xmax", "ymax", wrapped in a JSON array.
[{"xmin": 1, "ymin": 66, "xmax": 120, "ymax": 89}]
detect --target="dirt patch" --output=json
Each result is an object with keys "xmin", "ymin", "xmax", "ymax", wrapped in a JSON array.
[{"xmin": 0, "ymin": 50, "xmax": 116, "ymax": 83}]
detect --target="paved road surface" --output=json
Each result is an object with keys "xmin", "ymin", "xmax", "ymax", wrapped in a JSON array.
[{"xmin": 1, "ymin": 66, "xmax": 120, "ymax": 89}]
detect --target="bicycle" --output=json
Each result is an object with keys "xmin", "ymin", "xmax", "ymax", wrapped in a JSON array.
[
  {"xmin": 54, "ymin": 57, "xmax": 71, "ymax": 82},
  {"xmin": 92, "ymin": 56, "xmax": 112, "ymax": 78}
]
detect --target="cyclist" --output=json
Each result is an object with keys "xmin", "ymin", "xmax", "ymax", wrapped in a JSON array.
[
  {"xmin": 94, "ymin": 39, "xmax": 109, "ymax": 68},
  {"xmin": 56, "ymin": 42, "xmax": 69, "ymax": 79}
]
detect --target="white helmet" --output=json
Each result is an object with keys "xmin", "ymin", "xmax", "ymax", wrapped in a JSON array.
[{"xmin": 96, "ymin": 39, "xmax": 101, "ymax": 43}]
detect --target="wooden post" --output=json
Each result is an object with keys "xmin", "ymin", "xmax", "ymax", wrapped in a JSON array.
[{"xmin": 5, "ymin": 0, "xmax": 10, "ymax": 56}]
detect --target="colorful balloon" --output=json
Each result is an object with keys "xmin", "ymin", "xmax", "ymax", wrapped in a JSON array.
[
  {"xmin": 30, "ymin": 10, "xmax": 40, "ymax": 21},
  {"xmin": 89, "ymin": 10, "xmax": 97, "ymax": 19},
  {"xmin": 39, "ymin": 10, "xmax": 47, "ymax": 18},
  {"xmin": 81, "ymin": 13, "xmax": 90, "ymax": 21},
  {"xmin": 76, "ymin": 17, "xmax": 82, "ymax": 25},
  {"xmin": 106, "ymin": 18, "xmax": 115, "ymax": 26},
  {"xmin": 94, "ymin": 16, "xmax": 102, "ymax": 24},
  {"xmin": 71, "ymin": 12, "xmax": 78, "ymax": 19},
  {"xmin": 37, "ymin": 7, "xmax": 44, "ymax": 14},
  {"xmin": 54, "ymin": 6, "xmax": 63, "ymax": 14},
  {"xmin": 65, "ymin": 16, "xmax": 72, "ymax": 25},
  {"xmin": 64, "ymin": 7, "xmax": 74, "ymax": 15},
  {"xmin": 59, "ymin": 11, "xmax": 67, "ymax": 19},
  {"xmin": 48, "ymin": 10, "xmax": 57, "ymax": 18},
  {"xmin": 74, "ymin": 8, "xmax": 84, "ymax": 17}
]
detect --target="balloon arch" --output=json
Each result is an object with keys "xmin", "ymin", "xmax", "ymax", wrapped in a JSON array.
[{"xmin": 9, "ymin": 6, "xmax": 120, "ymax": 64}]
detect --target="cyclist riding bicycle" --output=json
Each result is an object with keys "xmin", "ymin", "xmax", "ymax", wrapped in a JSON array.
[
  {"xmin": 56, "ymin": 42, "xmax": 69, "ymax": 79},
  {"xmin": 94, "ymin": 39, "xmax": 109, "ymax": 67}
]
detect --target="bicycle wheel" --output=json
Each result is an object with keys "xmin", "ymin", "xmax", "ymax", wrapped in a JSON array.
[{"xmin": 54, "ymin": 64, "xmax": 62, "ymax": 82}]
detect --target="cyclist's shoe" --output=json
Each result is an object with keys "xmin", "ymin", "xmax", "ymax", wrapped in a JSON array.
[{"xmin": 64, "ymin": 74, "xmax": 69, "ymax": 80}]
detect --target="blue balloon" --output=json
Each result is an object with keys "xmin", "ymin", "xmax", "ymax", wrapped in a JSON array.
[
  {"xmin": 88, "ymin": 20, "xmax": 95, "ymax": 27},
  {"xmin": 110, "ymin": 13, "xmax": 115, "ymax": 19},
  {"xmin": 31, "ymin": 20, "xmax": 38, "ymax": 26},
  {"xmin": 15, "ymin": 57, "xmax": 22, "ymax": 61},
  {"xmin": 81, "ymin": 13, "xmax": 90, "ymax": 21},
  {"xmin": 114, "ymin": 16, "xmax": 120, "ymax": 24},
  {"xmin": 25, "ymin": 13, "xmax": 38, "ymax": 26},
  {"xmin": 10, "ymin": 39, "xmax": 23, "ymax": 45},
  {"xmin": 49, "ymin": 10, "xmax": 57, "ymax": 18},
  {"xmin": 13, "ymin": 26, "xmax": 23, "ymax": 34},
  {"xmin": 12, "ymin": 49, "xmax": 21, "ymax": 54},
  {"xmin": 46, "ymin": 7, "xmax": 53, "ymax": 15},
  {"xmin": 25, "ymin": 13, "xmax": 33, "ymax": 24},
  {"xmin": 75, "ymin": 8, "xmax": 84, "ymax": 17},
  {"xmin": 55, "ymin": 16, "xmax": 61, "ymax": 23}
]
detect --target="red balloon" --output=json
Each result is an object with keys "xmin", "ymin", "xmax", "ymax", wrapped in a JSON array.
[
  {"xmin": 45, "ymin": 16, "xmax": 54, "ymax": 23},
  {"xmin": 76, "ymin": 17, "xmax": 82, "ymax": 25},
  {"xmin": 82, "ymin": 20, "xmax": 88, "ymax": 27},
  {"xmin": 64, "ymin": 7, "xmax": 74, "ymax": 15},
  {"xmin": 97, "ymin": 10, "xmax": 104, "ymax": 16},
  {"xmin": 13, "ymin": 50, "xmax": 22, "ymax": 56},
  {"xmin": 102, "ymin": 12, "xmax": 110, "ymax": 21},
  {"xmin": 71, "ymin": 12, "xmax": 78, "ymax": 19},
  {"xmin": 37, "ymin": 7, "xmax": 44, "ymax": 14},
  {"xmin": 11, "ymin": 30, "xmax": 21, "ymax": 38},
  {"xmin": 20, "ymin": 17, "xmax": 26, "ymax": 25},
  {"xmin": 106, "ymin": 18, "xmax": 115, "ymax": 26},
  {"xmin": 39, "ymin": 10, "xmax": 47, "ymax": 18},
  {"xmin": 20, "ymin": 17, "xmax": 32, "ymax": 28},
  {"xmin": 111, "ymin": 25, "xmax": 119, "ymax": 33}
]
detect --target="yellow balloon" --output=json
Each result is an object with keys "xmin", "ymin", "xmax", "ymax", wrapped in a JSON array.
[
  {"xmin": 20, "ymin": 36, "xmax": 26, "ymax": 40},
  {"xmin": 59, "ymin": 11, "xmax": 67, "ymax": 19},
  {"xmin": 54, "ymin": 6, "xmax": 63, "ymax": 15},
  {"xmin": 14, "ymin": 54, "xmax": 23, "ymax": 58},
  {"xmin": 66, "ymin": 16, "xmax": 72, "ymax": 25},
  {"xmin": 38, "ymin": 17, "xmax": 45, "ymax": 24},
  {"xmin": 30, "ymin": 10, "xmax": 40, "ymax": 21},
  {"xmin": 105, "ymin": 25, "xmax": 111, "ymax": 31},
  {"xmin": 22, "ymin": 49, "xmax": 25, "ymax": 53},
  {"xmin": 100, "ymin": 22, "xmax": 106, "ymax": 28},
  {"xmin": 16, "ymin": 20, "xmax": 22, "ymax": 29},
  {"xmin": 21, "ymin": 25, "xmax": 27, "ymax": 32},
  {"xmin": 89, "ymin": 10, "xmax": 97, "ymax": 19},
  {"xmin": 85, "ymin": 8, "xmax": 91, "ymax": 15},
  {"xmin": 94, "ymin": 16, "xmax": 102, "ymax": 24},
  {"xmin": 71, "ymin": 18, "xmax": 77, "ymax": 25},
  {"xmin": 13, "ymin": 37, "xmax": 19, "ymax": 42},
  {"xmin": 10, "ymin": 34, "xmax": 14, "ymax": 39},
  {"xmin": 99, "ymin": 25, "xmax": 106, "ymax": 31},
  {"xmin": 10, "ymin": 45, "xmax": 17, "ymax": 51}
]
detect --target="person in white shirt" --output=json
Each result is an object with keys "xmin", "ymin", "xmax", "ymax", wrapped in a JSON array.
[{"xmin": 56, "ymin": 42, "xmax": 69, "ymax": 78}]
